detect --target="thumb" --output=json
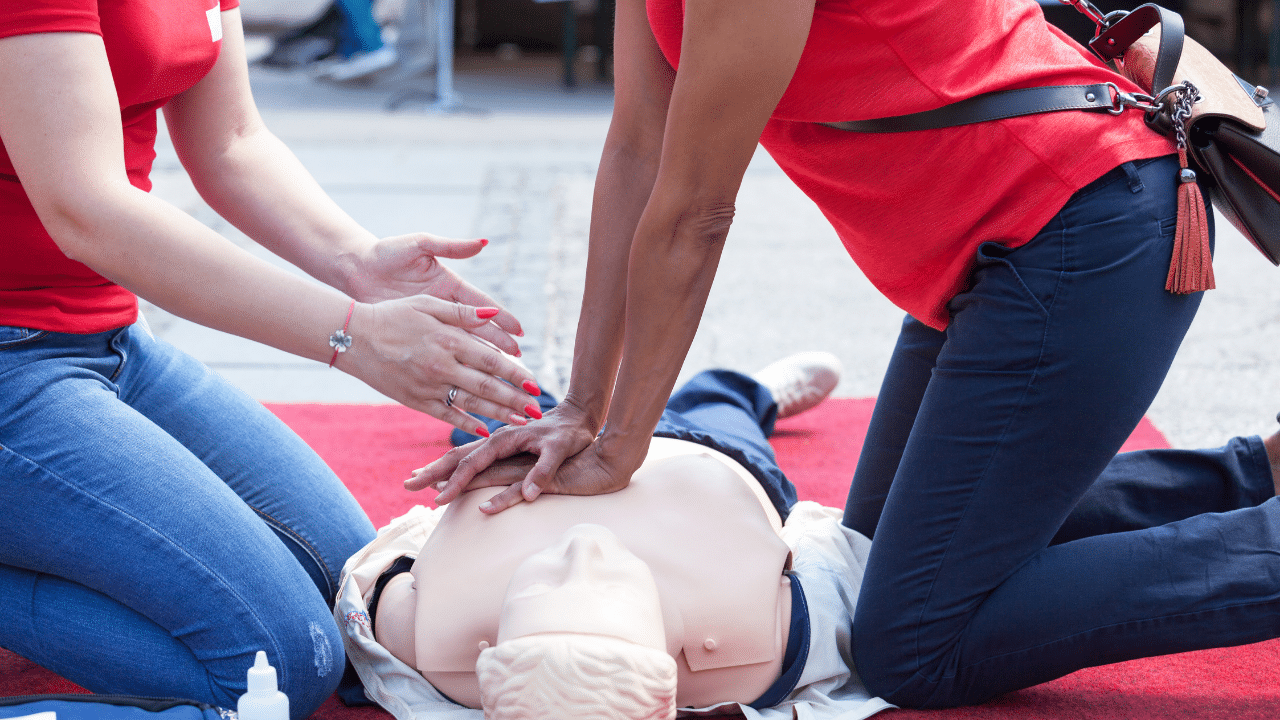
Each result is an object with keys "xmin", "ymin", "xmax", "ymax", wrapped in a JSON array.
[{"xmin": 416, "ymin": 235, "xmax": 489, "ymax": 260}]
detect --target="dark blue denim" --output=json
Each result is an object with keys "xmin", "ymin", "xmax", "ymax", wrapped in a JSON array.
[
  {"xmin": 456, "ymin": 369, "xmax": 798, "ymax": 519},
  {"xmin": 844, "ymin": 155, "xmax": 1280, "ymax": 708},
  {"xmin": 0, "ymin": 320, "xmax": 376, "ymax": 718},
  {"xmin": 333, "ymin": 0, "xmax": 385, "ymax": 57}
]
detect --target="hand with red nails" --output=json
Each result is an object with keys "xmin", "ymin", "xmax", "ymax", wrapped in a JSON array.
[
  {"xmin": 332, "ymin": 296, "xmax": 543, "ymax": 436},
  {"xmin": 340, "ymin": 233, "xmax": 525, "ymax": 352}
]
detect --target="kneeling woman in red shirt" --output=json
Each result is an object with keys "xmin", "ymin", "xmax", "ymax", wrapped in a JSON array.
[
  {"xmin": 0, "ymin": 2, "xmax": 545, "ymax": 717},
  {"xmin": 424, "ymin": 0, "xmax": 1280, "ymax": 709}
]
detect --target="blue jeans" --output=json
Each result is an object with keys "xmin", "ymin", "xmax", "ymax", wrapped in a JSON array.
[
  {"xmin": 844, "ymin": 155, "xmax": 1280, "ymax": 707},
  {"xmin": 334, "ymin": 0, "xmax": 384, "ymax": 57},
  {"xmin": 0, "ymin": 320, "xmax": 376, "ymax": 718}
]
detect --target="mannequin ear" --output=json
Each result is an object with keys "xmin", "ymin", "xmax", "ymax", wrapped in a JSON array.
[{"xmin": 373, "ymin": 573, "xmax": 419, "ymax": 669}]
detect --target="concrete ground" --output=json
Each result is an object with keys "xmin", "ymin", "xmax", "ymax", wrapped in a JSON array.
[{"xmin": 145, "ymin": 45, "xmax": 1280, "ymax": 452}]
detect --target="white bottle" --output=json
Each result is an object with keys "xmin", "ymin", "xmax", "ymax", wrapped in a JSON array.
[{"xmin": 237, "ymin": 651, "xmax": 290, "ymax": 720}]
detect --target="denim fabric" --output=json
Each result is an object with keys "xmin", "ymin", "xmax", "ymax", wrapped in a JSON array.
[
  {"xmin": 334, "ymin": 0, "xmax": 384, "ymax": 57},
  {"xmin": 653, "ymin": 368, "xmax": 798, "ymax": 519},
  {"xmin": 455, "ymin": 369, "xmax": 799, "ymax": 519},
  {"xmin": 0, "ymin": 321, "xmax": 376, "ymax": 718},
  {"xmin": 845, "ymin": 155, "xmax": 1280, "ymax": 708}
]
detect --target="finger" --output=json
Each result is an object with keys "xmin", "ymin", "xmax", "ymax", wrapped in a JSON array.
[
  {"xmin": 413, "ymin": 295, "xmax": 499, "ymax": 331},
  {"xmin": 517, "ymin": 447, "xmax": 572, "ymax": 503},
  {"xmin": 415, "ymin": 234, "xmax": 488, "ymax": 260},
  {"xmin": 452, "ymin": 341, "xmax": 542, "ymax": 406},
  {"xmin": 445, "ymin": 281, "xmax": 523, "ymax": 337},
  {"xmin": 405, "ymin": 442, "xmax": 478, "ymax": 491},
  {"xmin": 435, "ymin": 431, "xmax": 531, "ymax": 505},
  {"xmin": 478, "ymin": 484, "xmax": 527, "ymax": 514},
  {"xmin": 466, "ymin": 317, "xmax": 521, "ymax": 356},
  {"xmin": 449, "ymin": 367, "xmax": 543, "ymax": 424},
  {"xmin": 427, "ymin": 399, "xmax": 494, "ymax": 439}
]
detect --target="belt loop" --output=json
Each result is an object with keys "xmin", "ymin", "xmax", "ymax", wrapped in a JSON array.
[{"xmin": 1122, "ymin": 161, "xmax": 1145, "ymax": 193}]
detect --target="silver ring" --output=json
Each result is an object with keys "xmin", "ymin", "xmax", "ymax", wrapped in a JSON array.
[{"xmin": 445, "ymin": 386, "xmax": 458, "ymax": 408}]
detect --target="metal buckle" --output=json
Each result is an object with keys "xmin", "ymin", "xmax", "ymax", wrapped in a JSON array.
[
  {"xmin": 1105, "ymin": 82, "xmax": 1161, "ymax": 115},
  {"xmin": 1058, "ymin": 0, "xmax": 1108, "ymax": 29}
]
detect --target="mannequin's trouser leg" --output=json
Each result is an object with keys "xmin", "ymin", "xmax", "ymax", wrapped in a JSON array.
[
  {"xmin": 655, "ymin": 369, "xmax": 798, "ymax": 517},
  {"xmin": 847, "ymin": 157, "xmax": 1280, "ymax": 708}
]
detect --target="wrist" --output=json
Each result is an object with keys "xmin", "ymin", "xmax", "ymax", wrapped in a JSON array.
[
  {"xmin": 594, "ymin": 427, "xmax": 651, "ymax": 475},
  {"xmin": 329, "ymin": 300, "xmax": 376, "ymax": 373},
  {"xmin": 330, "ymin": 238, "xmax": 379, "ymax": 301}
]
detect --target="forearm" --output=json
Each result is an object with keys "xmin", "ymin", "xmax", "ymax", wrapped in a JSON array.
[
  {"xmin": 174, "ymin": 122, "xmax": 378, "ymax": 299},
  {"xmin": 563, "ymin": 137, "xmax": 662, "ymax": 429},
  {"xmin": 593, "ymin": 194, "xmax": 731, "ymax": 471},
  {"xmin": 52, "ymin": 182, "xmax": 352, "ymax": 362}
]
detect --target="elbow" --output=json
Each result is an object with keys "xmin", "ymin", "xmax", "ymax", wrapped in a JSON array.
[{"xmin": 673, "ymin": 201, "xmax": 736, "ymax": 248}]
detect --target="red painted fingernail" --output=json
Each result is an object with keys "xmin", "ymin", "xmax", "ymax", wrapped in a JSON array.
[
  {"xmin": 479, "ymin": 238, "xmax": 489, "ymax": 246},
  {"xmin": 522, "ymin": 380, "xmax": 541, "ymax": 395},
  {"xmin": 476, "ymin": 426, "xmax": 490, "ymax": 438},
  {"xmin": 524, "ymin": 403, "xmax": 543, "ymax": 420},
  {"xmin": 476, "ymin": 307, "xmax": 500, "ymax": 319}
]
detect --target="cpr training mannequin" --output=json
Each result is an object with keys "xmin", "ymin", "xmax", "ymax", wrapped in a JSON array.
[{"xmin": 335, "ymin": 354, "xmax": 892, "ymax": 720}]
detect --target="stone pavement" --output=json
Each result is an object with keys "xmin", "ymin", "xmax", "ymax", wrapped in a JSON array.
[{"xmin": 145, "ymin": 49, "xmax": 1280, "ymax": 452}]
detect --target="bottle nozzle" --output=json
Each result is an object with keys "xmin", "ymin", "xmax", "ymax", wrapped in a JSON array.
[{"xmin": 246, "ymin": 650, "xmax": 279, "ymax": 694}]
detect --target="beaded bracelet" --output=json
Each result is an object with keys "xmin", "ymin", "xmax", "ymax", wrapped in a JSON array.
[{"xmin": 329, "ymin": 300, "xmax": 355, "ymax": 367}]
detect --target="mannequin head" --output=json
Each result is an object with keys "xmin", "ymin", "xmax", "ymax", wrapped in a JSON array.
[{"xmin": 476, "ymin": 524, "xmax": 677, "ymax": 720}]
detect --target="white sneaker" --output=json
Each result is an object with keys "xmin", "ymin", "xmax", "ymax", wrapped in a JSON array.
[
  {"xmin": 752, "ymin": 352, "xmax": 843, "ymax": 419},
  {"xmin": 319, "ymin": 45, "xmax": 398, "ymax": 82}
]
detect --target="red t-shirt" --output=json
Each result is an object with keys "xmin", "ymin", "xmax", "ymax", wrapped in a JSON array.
[
  {"xmin": 0, "ymin": 0, "xmax": 240, "ymax": 334},
  {"xmin": 647, "ymin": 0, "xmax": 1175, "ymax": 329}
]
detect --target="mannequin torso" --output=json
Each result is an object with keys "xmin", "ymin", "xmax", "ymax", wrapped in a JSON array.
[{"xmin": 373, "ymin": 437, "xmax": 794, "ymax": 709}]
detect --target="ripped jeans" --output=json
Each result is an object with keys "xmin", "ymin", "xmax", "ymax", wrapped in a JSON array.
[{"xmin": 0, "ymin": 319, "xmax": 375, "ymax": 718}]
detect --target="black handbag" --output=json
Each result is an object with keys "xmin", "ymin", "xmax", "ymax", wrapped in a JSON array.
[{"xmin": 822, "ymin": 1, "xmax": 1279, "ymax": 293}]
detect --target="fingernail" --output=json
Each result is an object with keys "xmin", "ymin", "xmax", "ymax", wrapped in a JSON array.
[
  {"xmin": 514, "ymin": 348, "xmax": 523, "ymax": 358},
  {"xmin": 479, "ymin": 238, "xmax": 489, "ymax": 246},
  {"xmin": 524, "ymin": 403, "xmax": 543, "ymax": 420},
  {"xmin": 476, "ymin": 426, "xmax": 490, "ymax": 438},
  {"xmin": 476, "ymin": 307, "xmax": 500, "ymax": 319},
  {"xmin": 508, "ymin": 414, "xmax": 528, "ymax": 426},
  {"xmin": 479, "ymin": 501, "xmax": 493, "ymax": 511},
  {"xmin": 524, "ymin": 484, "xmax": 541, "ymax": 501},
  {"xmin": 434, "ymin": 481, "xmax": 447, "ymax": 491},
  {"xmin": 522, "ymin": 380, "xmax": 541, "ymax": 396}
]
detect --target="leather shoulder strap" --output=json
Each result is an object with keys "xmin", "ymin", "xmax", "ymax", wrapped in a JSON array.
[
  {"xmin": 820, "ymin": 84, "xmax": 1115, "ymax": 133},
  {"xmin": 822, "ymin": 4, "xmax": 1187, "ymax": 134},
  {"xmin": 1090, "ymin": 3, "xmax": 1184, "ymax": 92}
]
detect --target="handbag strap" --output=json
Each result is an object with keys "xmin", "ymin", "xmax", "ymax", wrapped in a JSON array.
[{"xmin": 820, "ymin": 3, "xmax": 1185, "ymax": 134}]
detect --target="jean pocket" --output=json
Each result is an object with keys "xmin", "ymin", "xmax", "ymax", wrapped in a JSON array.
[
  {"xmin": 1159, "ymin": 215, "xmax": 1178, "ymax": 238},
  {"xmin": 969, "ymin": 241, "xmax": 1056, "ymax": 318},
  {"xmin": 0, "ymin": 326, "xmax": 48, "ymax": 351}
]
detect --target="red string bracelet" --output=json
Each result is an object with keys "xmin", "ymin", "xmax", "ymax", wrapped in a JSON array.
[{"xmin": 328, "ymin": 300, "xmax": 355, "ymax": 367}]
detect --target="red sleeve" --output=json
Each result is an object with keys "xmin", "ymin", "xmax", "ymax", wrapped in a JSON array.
[
  {"xmin": 221, "ymin": 0, "xmax": 240, "ymax": 10},
  {"xmin": 0, "ymin": 0, "xmax": 101, "ymax": 39}
]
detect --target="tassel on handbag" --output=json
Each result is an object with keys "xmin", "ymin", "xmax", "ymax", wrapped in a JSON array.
[{"xmin": 821, "ymin": 1, "xmax": 1280, "ymax": 292}]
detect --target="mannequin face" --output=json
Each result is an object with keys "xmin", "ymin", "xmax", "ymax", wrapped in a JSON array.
[{"xmin": 497, "ymin": 523, "xmax": 666, "ymax": 651}]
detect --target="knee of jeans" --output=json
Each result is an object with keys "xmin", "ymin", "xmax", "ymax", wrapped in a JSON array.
[
  {"xmin": 277, "ymin": 617, "xmax": 346, "ymax": 719},
  {"xmin": 853, "ymin": 620, "xmax": 976, "ymax": 710},
  {"xmin": 212, "ymin": 614, "xmax": 346, "ymax": 719}
]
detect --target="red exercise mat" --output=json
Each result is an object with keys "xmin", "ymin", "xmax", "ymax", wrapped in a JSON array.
[{"xmin": 3, "ymin": 400, "xmax": 1277, "ymax": 719}]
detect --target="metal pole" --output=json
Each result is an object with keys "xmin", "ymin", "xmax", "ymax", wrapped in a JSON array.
[{"xmin": 433, "ymin": 0, "xmax": 458, "ymax": 110}]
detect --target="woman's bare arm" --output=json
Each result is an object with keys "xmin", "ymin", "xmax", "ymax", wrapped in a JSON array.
[
  {"xmin": 0, "ymin": 21, "xmax": 535, "ymax": 432},
  {"xmin": 422, "ymin": 0, "xmax": 815, "ymax": 510}
]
